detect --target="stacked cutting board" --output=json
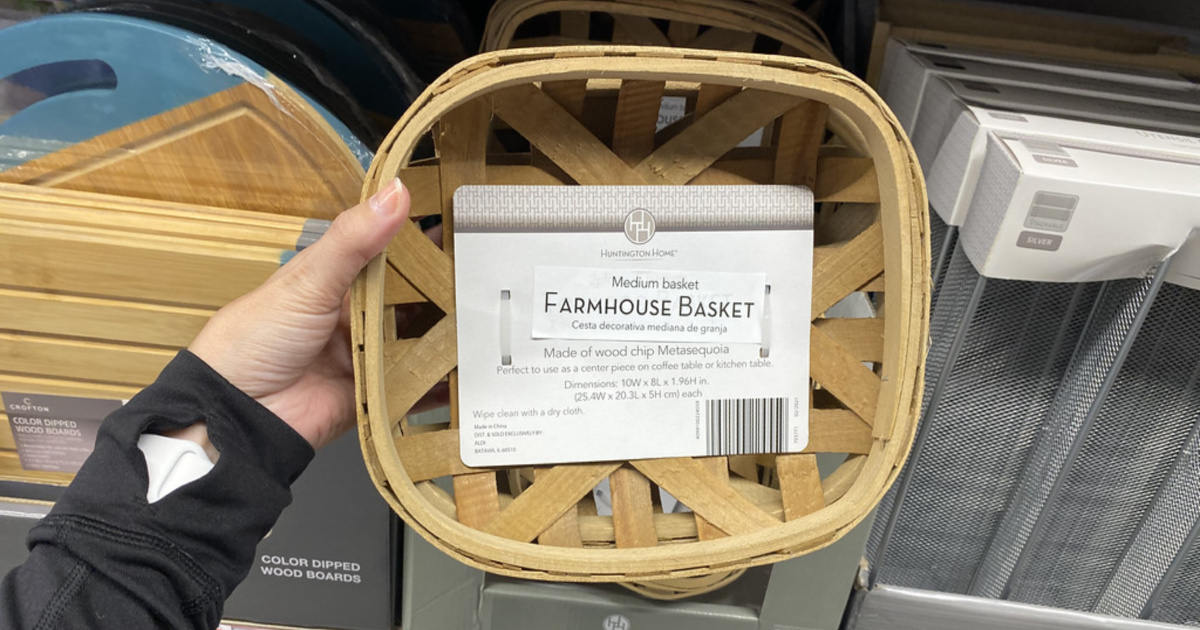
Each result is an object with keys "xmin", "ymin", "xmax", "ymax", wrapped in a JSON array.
[{"xmin": 0, "ymin": 184, "xmax": 334, "ymax": 484}]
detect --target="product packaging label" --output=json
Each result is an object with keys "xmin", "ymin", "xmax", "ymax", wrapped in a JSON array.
[
  {"xmin": 2, "ymin": 392, "xmax": 123, "ymax": 473},
  {"xmin": 453, "ymin": 185, "xmax": 814, "ymax": 467}
]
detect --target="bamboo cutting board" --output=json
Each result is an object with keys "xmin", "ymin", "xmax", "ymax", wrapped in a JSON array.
[{"xmin": 0, "ymin": 79, "xmax": 364, "ymax": 220}]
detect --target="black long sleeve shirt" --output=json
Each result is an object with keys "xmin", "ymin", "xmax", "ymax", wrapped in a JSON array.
[{"xmin": 0, "ymin": 350, "xmax": 315, "ymax": 629}]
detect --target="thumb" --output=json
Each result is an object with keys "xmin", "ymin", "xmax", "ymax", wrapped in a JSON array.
[{"xmin": 281, "ymin": 178, "xmax": 410, "ymax": 313}]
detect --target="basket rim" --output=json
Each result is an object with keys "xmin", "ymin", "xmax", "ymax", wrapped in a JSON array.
[
  {"xmin": 481, "ymin": 0, "xmax": 836, "ymax": 64},
  {"xmin": 353, "ymin": 46, "xmax": 929, "ymax": 580}
]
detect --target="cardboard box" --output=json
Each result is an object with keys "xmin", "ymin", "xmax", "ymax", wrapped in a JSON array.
[
  {"xmin": 879, "ymin": 38, "xmax": 1200, "ymax": 130},
  {"xmin": 402, "ymin": 457, "xmax": 871, "ymax": 630},
  {"xmin": 224, "ymin": 430, "xmax": 397, "ymax": 630}
]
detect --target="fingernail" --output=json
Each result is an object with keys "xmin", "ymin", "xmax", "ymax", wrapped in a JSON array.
[{"xmin": 369, "ymin": 178, "xmax": 403, "ymax": 216}]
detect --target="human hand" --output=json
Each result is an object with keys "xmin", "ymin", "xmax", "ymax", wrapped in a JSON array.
[{"xmin": 188, "ymin": 178, "xmax": 410, "ymax": 449}]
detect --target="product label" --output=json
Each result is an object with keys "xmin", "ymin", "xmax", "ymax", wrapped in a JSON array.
[
  {"xmin": 454, "ymin": 185, "xmax": 813, "ymax": 467},
  {"xmin": 2, "ymin": 392, "xmax": 123, "ymax": 473},
  {"xmin": 532, "ymin": 266, "xmax": 766, "ymax": 344}
]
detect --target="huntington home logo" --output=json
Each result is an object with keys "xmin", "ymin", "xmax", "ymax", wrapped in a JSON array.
[{"xmin": 624, "ymin": 208, "xmax": 655, "ymax": 245}]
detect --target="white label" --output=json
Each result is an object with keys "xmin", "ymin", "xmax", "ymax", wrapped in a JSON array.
[
  {"xmin": 454, "ymin": 185, "xmax": 813, "ymax": 467},
  {"xmin": 532, "ymin": 266, "xmax": 766, "ymax": 344},
  {"xmin": 657, "ymin": 96, "xmax": 687, "ymax": 131}
]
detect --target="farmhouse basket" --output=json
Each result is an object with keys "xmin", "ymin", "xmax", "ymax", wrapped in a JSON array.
[
  {"xmin": 351, "ymin": 46, "xmax": 928, "ymax": 597},
  {"xmin": 483, "ymin": 0, "xmax": 837, "ymax": 65}
]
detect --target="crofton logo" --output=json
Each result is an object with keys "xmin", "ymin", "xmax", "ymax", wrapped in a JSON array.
[{"xmin": 624, "ymin": 208, "xmax": 655, "ymax": 245}]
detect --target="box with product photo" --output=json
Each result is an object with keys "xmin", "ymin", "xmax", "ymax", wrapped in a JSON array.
[
  {"xmin": 223, "ymin": 430, "xmax": 397, "ymax": 630},
  {"xmin": 452, "ymin": 185, "xmax": 814, "ymax": 467},
  {"xmin": 878, "ymin": 38, "xmax": 1200, "ymax": 131}
]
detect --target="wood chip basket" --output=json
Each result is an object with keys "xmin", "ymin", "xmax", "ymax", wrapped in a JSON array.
[
  {"xmin": 483, "ymin": 0, "xmax": 838, "ymax": 66},
  {"xmin": 351, "ymin": 46, "xmax": 928, "ymax": 598}
]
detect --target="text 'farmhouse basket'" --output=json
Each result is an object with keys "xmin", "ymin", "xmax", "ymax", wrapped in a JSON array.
[{"xmin": 351, "ymin": 46, "xmax": 929, "ymax": 597}]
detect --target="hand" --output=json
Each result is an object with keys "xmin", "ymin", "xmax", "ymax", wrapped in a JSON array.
[{"xmin": 188, "ymin": 178, "xmax": 410, "ymax": 449}]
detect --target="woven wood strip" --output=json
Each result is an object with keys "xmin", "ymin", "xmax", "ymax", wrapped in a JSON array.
[
  {"xmin": 775, "ymin": 101, "xmax": 830, "ymax": 190},
  {"xmin": 810, "ymin": 221, "xmax": 885, "ymax": 319},
  {"xmin": 613, "ymin": 80, "xmax": 667, "ymax": 163},
  {"xmin": 809, "ymin": 325, "xmax": 881, "ymax": 425},
  {"xmin": 436, "ymin": 98, "xmax": 491, "ymax": 253},
  {"xmin": 695, "ymin": 84, "xmax": 740, "ymax": 118},
  {"xmin": 667, "ymin": 20, "xmax": 700, "ymax": 46},
  {"xmin": 610, "ymin": 467, "xmax": 658, "ymax": 548},
  {"xmin": 612, "ymin": 14, "xmax": 672, "ymax": 45},
  {"xmin": 535, "ymin": 467, "xmax": 586, "ymax": 547},
  {"xmin": 384, "ymin": 268, "xmax": 428, "ymax": 305},
  {"xmin": 814, "ymin": 318, "xmax": 885, "ymax": 363},
  {"xmin": 776, "ymin": 454, "xmax": 826, "ymax": 521},
  {"xmin": 383, "ymin": 318, "xmax": 457, "ymax": 424},
  {"xmin": 694, "ymin": 457, "xmax": 731, "ymax": 540},
  {"xmin": 690, "ymin": 27, "xmax": 756, "ymax": 52},
  {"xmin": 384, "ymin": 220, "xmax": 457, "ymax": 313},
  {"xmin": 633, "ymin": 459, "xmax": 781, "ymax": 535},
  {"xmin": 491, "ymin": 84, "xmax": 648, "ymax": 185},
  {"xmin": 484, "ymin": 463, "xmax": 620, "ymax": 542},
  {"xmin": 636, "ymin": 90, "xmax": 801, "ymax": 184},
  {"xmin": 453, "ymin": 472, "xmax": 501, "ymax": 528},
  {"xmin": 815, "ymin": 157, "xmax": 880, "ymax": 202}
]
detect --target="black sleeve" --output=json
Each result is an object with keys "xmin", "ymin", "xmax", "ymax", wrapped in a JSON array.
[{"xmin": 0, "ymin": 350, "xmax": 315, "ymax": 629}]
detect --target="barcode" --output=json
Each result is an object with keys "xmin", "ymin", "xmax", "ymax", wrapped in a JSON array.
[{"xmin": 705, "ymin": 397, "xmax": 788, "ymax": 456}]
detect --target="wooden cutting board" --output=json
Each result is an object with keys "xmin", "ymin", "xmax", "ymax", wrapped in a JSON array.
[{"xmin": 0, "ymin": 78, "xmax": 364, "ymax": 220}]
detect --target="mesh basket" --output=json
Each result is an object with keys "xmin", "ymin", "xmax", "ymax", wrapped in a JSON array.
[
  {"xmin": 869, "ymin": 242, "xmax": 1101, "ymax": 593},
  {"xmin": 868, "ymin": 241, "xmax": 1200, "ymax": 623}
]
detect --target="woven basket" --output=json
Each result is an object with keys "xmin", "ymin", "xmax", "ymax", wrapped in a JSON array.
[
  {"xmin": 483, "ymin": 0, "xmax": 837, "ymax": 65},
  {"xmin": 352, "ymin": 46, "xmax": 928, "ymax": 596}
]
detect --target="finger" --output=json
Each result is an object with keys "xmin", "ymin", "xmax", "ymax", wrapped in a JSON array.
[{"xmin": 279, "ymin": 178, "xmax": 410, "ymax": 312}]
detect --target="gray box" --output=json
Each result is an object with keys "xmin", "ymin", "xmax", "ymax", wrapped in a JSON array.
[
  {"xmin": 403, "ymin": 509, "xmax": 873, "ymax": 630},
  {"xmin": 0, "ymin": 496, "xmax": 52, "ymax": 576},
  {"xmin": 224, "ymin": 430, "xmax": 396, "ymax": 630}
]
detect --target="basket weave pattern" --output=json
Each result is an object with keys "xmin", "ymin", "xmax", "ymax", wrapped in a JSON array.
[{"xmin": 352, "ymin": 46, "xmax": 928, "ymax": 585}]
